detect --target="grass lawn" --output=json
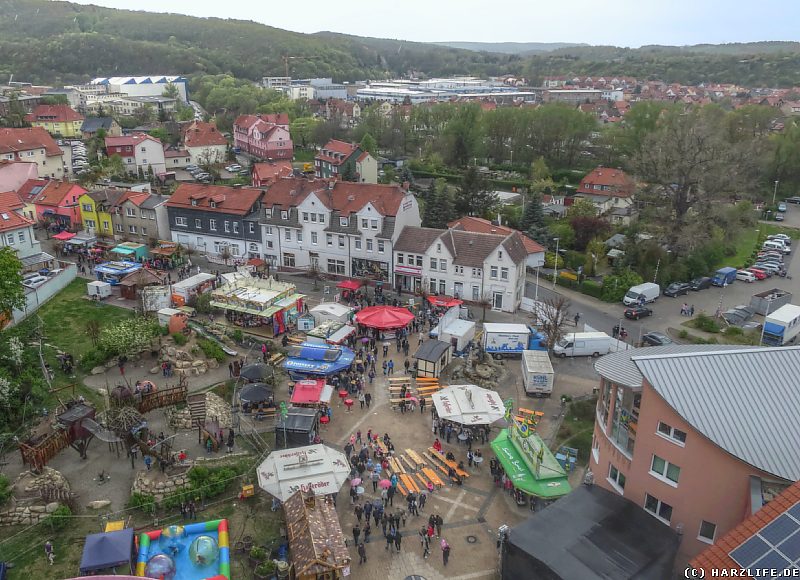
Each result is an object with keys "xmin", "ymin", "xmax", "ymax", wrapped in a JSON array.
[
  {"xmin": 727, "ymin": 227, "xmax": 760, "ymax": 269},
  {"xmin": 292, "ymin": 149, "xmax": 316, "ymax": 162},
  {"xmin": 37, "ymin": 278, "xmax": 134, "ymax": 359},
  {"xmin": 553, "ymin": 398, "xmax": 597, "ymax": 467}
]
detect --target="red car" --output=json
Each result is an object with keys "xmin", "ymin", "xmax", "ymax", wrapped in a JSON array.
[{"xmin": 746, "ymin": 267, "xmax": 768, "ymax": 280}]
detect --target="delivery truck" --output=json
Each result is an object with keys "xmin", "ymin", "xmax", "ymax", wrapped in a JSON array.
[
  {"xmin": 552, "ymin": 332, "xmax": 615, "ymax": 358},
  {"xmin": 622, "ymin": 282, "xmax": 660, "ymax": 306},
  {"xmin": 712, "ymin": 266, "xmax": 737, "ymax": 287},
  {"xmin": 762, "ymin": 304, "xmax": 800, "ymax": 346},
  {"xmin": 481, "ymin": 323, "xmax": 542, "ymax": 358},
  {"xmin": 521, "ymin": 350, "xmax": 555, "ymax": 397}
]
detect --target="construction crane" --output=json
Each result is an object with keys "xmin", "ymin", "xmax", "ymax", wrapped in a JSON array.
[{"xmin": 282, "ymin": 55, "xmax": 323, "ymax": 78}]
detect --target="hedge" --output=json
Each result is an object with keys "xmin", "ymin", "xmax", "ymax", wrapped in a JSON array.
[{"xmin": 546, "ymin": 274, "xmax": 610, "ymax": 301}]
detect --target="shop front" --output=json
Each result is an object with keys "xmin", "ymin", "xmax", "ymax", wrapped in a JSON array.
[
  {"xmin": 351, "ymin": 257, "xmax": 388, "ymax": 281},
  {"xmin": 394, "ymin": 264, "xmax": 422, "ymax": 292}
]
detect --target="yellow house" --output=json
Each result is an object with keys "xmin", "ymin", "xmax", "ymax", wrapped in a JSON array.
[
  {"xmin": 25, "ymin": 105, "xmax": 85, "ymax": 138},
  {"xmin": 79, "ymin": 190, "xmax": 126, "ymax": 238}
]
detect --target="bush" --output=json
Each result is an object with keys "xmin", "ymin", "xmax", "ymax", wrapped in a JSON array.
[
  {"xmin": 43, "ymin": 505, "xmax": 72, "ymax": 530},
  {"xmin": 0, "ymin": 474, "xmax": 11, "ymax": 507},
  {"xmin": 601, "ymin": 271, "xmax": 644, "ymax": 303},
  {"xmin": 99, "ymin": 317, "xmax": 160, "ymax": 357},
  {"xmin": 80, "ymin": 348, "xmax": 108, "ymax": 371},
  {"xmin": 171, "ymin": 332, "xmax": 188, "ymax": 346},
  {"xmin": 231, "ymin": 329, "xmax": 244, "ymax": 344},
  {"xmin": 256, "ymin": 561, "xmax": 276, "ymax": 576},
  {"xmin": 580, "ymin": 280, "xmax": 603, "ymax": 299},
  {"xmin": 724, "ymin": 326, "xmax": 743, "ymax": 336},
  {"xmin": 679, "ymin": 329, "xmax": 689, "ymax": 339},
  {"xmin": 694, "ymin": 313, "xmax": 721, "ymax": 333},
  {"xmin": 197, "ymin": 338, "xmax": 226, "ymax": 363},
  {"xmin": 250, "ymin": 546, "xmax": 267, "ymax": 561},
  {"xmin": 127, "ymin": 492, "xmax": 156, "ymax": 511}
]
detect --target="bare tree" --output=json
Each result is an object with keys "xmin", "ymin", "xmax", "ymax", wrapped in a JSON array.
[
  {"xmin": 85, "ymin": 320, "xmax": 101, "ymax": 346},
  {"xmin": 537, "ymin": 295, "xmax": 572, "ymax": 351},
  {"xmin": 219, "ymin": 245, "xmax": 232, "ymax": 265},
  {"xmin": 307, "ymin": 261, "xmax": 324, "ymax": 290},
  {"xmin": 477, "ymin": 292, "xmax": 493, "ymax": 322}
]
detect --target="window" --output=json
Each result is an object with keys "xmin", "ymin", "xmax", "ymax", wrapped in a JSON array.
[
  {"xmin": 473, "ymin": 267, "xmax": 482, "ymax": 277},
  {"xmin": 233, "ymin": 222, "xmax": 239, "ymax": 234},
  {"xmin": 175, "ymin": 216, "xmax": 187, "ymax": 226},
  {"xmin": 397, "ymin": 253, "xmax": 404, "ymax": 264},
  {"xmin": 490, "ymin": 266, "xmax": 498, "ymax": 279},
  {"xmin": 296, "ymin": 230, "xmax": 302, "ymax": 242},
  {"xmin": 318, "ymin": 213, "xmax": 325, "ymax": 223},
  {"xmin": 311, "ymin": 232, "xmax": 318, "ymax": 245},
  {"xmin": 128, "ymin": 225, "xmax": 137, "ymax": 234},
  {"xmin": 265, "ymin": 226, "xmax": 273, "ymax": 235},
  {"xmin": 501, "ymin": 267, "xmax": 509, "ymax": 280},
  {"xmin": 436, "ymin": 243, "xmax": 441, "ymax": 253},
  {"xmin": 102, "ymin": 221, "xmax": 109, "ymax": 230},
  {"xmin": 340, "ymin": 217, "xmax": 349, "ymax": 227},
  {"xmin": 285, "ymin": 229, "xmax": 291, "ymax": 241},
  {"xmin": 327, "ymin": 259, "xmax": 345, "ymax": 275},
  {"xmin": 439, "ymin": 259, "xmax": 446, "ymax": 271},
  {"xmin": 18, "ymin": 231, "xmax": 25, "ymax": 243},
  {"xmin": 302, "ymin": 212, "xmax": 309, "ymax": 222},
  {"xmin": 265, "ymin": 208, "xmax": 272, "ymax": 218},
  {"xmin": 650, "ymin": 455, "xmax": 680, "ymax": 485},
  {"xmin": 472, "ymin": 285, "xmax": 479, "ymax": 300},
  {"xmin": 191, "ymin": 199, "xmax": 198, "ymax": 206},
  {"xmin": 354, "ymin": 238, "xmax": 362, "ymax": 250},
  {"xmin": 209, "ymin": 219, "xmax": 217, "ymax": 231},
  {"xmin": 283, "ymin": 253, "xmax": 295, "ymax": 267},
  {"xmin": 5, "ymin": 234, "xmax": 13, "ymax": 245},
  {"xmin": 209, "ymin": 201, "xmax": 217, "ymax": 209},
  {"xmin": 281, "ymin": 210, "xmax": 288, "ymax": 220},
  {"xmin": 608, "ymin": 464, "xmax": 626, "ymax": 493},
  {"xmin": 644, "ymin": 493, "xmax": 673, "ymax": 524},
  {"xmin": 371, "ymin": 219, "xmax": 378, "ymax": 230},
  {"xmin": 361, "ymin": 218, "xmax": 368, "ymax": 229},
  {"xmin": 430, "ymin": 258, "xmax": 437, "ymax": 270},
  {"xmin": 657, "ymin": 422, "xmax": 687, "ymax": 446},
  {"xmin": 498, "ymin": 250, "xmax": 503, "ymax": 260},
  {"xmin": 82, "ymin": 203, "xmax": 93, "ymax": 212},
  {"xmin": 416, "ymin": 255, "xmax": 423, "ymax": 267},
  {"xmin": 378, "ymin": 240, "xmax": 385, "ymax": 253},
  {"xmin": 224, "ymin": 221, "xmax": 230, "ymax": 233},
  {"xmin": 326, "ymin": 234, "xmax": 333, "ymax": 247},
  {"xmin": 429, "ymin": 279, "xmax": 437, "ymax": 294},
  {"xmin": 311, "ymin": 213, "xmax": 317, "ymax": 223},
  {"xmin": 249, "ymin": 222, "xmax": 255, "ymax": 234},
  {"xmin": 338, "ymin": 236, "xmax": 345, "ymax": 248},
  {"xmin": 141, "ymin": 227, "xmax": 147, "ymax": 236},
  {"xmin": 116, "ymin": 223, "xmax": 123, "ymax": 233},
  {"xmin": 126, "ymin": 207, "xmax": 135, "ymax": 217},
  {"xmin": 149, "ymin": 212, "xmax": 155, "ymax": 220},
  {"xmin": 366, "ymin": 239, "xmax": 373, "ymax": 252},
  {"xmin": 592, "ymin": 437, "xmax": 600, "ymax": 464},
  {"xmin": 698, "ymin": 521, "xmax": 716, "ymax": 544},
  {"xmin": 85, "ymin": 219, "xmax": 96, "ymax": 229},
  {"xmin": 195, "ymin": 218, "xmax": 202, "ymax": 229},
  {"xmin": 455, "ymin": 265, "xmax": 463, "ymax": 275}
]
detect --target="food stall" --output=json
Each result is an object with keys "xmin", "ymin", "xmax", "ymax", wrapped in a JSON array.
[
  {"xmin": 430, "ymin": 304, "xmax": 476, "ymax": 352},
  {"xmin": 413, "ymin": 339, "xmax": 452, "ymax": 378},
  {"xmin": 289, "ymin": 379, "xmax": 334, "ymax": 409},
  {"xmin": 210, "ymin": 275, "xmax": 305, "ymax": 336},
  {"xmin": 310, "ymin": 303, "xmax": 354, "ymax": 325},
  {"xmin": 95, "ymin": 261, "xmax": 143, "ymax": 285},
  {"xmin": 171, "ymin": 272, "xmax": 216, "ymax": 306},
  {"xmin": 305, "ymin": 320, "xmax": 356, "ymax": 346},
  {"xmin": 110, "ymin": 242, "xmax": 149, "ymax": 262},
  {"xmin": 283, "ymin": 343, "xmax": 355, "ymax": 380},
  {"xmin": 147, "ymin": 241, "xmax": 184, "ymax": 270},
  {"xmin": 118, "ymin": 268, "xmax": 167, "ymax": 301}
]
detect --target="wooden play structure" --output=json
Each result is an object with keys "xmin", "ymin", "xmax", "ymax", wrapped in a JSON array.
[{"xmin": 19, "ymin": 403, "xmax": 98, "ymax": 471}]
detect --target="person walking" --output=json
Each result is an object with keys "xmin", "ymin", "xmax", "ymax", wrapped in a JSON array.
[
  {"xmin": 435, "ymin": 514, "xmax": 443, "ymax": 537},
  {"xmin": 357, "ymin": 542, "xmax": 367, "ymax": 564},
  {"xmin": 354, "ymin": 503, "xmax": 363, "ymax": 523},
  {"xmin": 188, "ymin": 499, "xmax": 196, "ymax": 520},
  {"xmin": 364, "ymin": 501, "xmax": 373, "ymax": 524},
  {"xmin": 226, "ymin": 429, "xmax": 235, "ymax": 453},
  {"xmin": 388, "ymin": 360, "xmax": 394, "ymax": 375},
  {"xmin": 382, "ymin": 342, "xmax": 389, "ymax": 357},
  {"xmin": 387, "ymin": 484, "xmax": 395, "ymax": 507},
  {"xmin": 394, "ymin": 531, "xmax": 402, "ymax": 553},
  {"xmin": 381, "ymin": 512, "xmax": 389, "ymax": 536},
  {"xmin": 365, "ymin": 392, "xmax": 372, "ymax": 408},
  {"xmin": 442, "ymin": 539, "xmax": 451, "ymax": 566},
  {"xmin": 371, "ymin": 470, "xmax": 379, "ymax": 493},
  {"xmin": 363, "ymin": 521, "xmax": 372, "ymax": 544},
  {"xmin": 382, "ymin": 360, "xmax": 388, "ymax": 376},
  {"xmin": 419, "ymin": 491, "xmax": 427, "ymax": 511},
  {"xmin": 352, "ymin": 523, "xmax": 361, "ymax": 546},
  {"xmin": 420, "ymin": 397, "xmax": 426, "ymax": 414},
  {"xmin": 358, "ymin": 392, "xmax": 366, "ymax": 409}
]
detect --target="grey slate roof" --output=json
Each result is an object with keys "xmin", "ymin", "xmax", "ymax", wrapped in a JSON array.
[
  {"xmin": 632, "ymin": 346, "xmax": 800, "ymax": 481},
  {"xmin": 393, "ymin": 226, "xmax": 444, "ymax": 254},
  {"xmin": 440, "ymin": 229, "xmax": 510, "ymax": 268},
  {"xmin": 413, "ymin": 339, "xmax": 450, "ymax": 362},
  {"xmin": 80, "ymin": 117, "xmax": 114, "ymax": 133},
  {"xmin": 263, "ymin": 207, "xmax": 300, "ymax": 228},
  {"xmin": 139, "ymin": 194, "xmax": 168, "ymax": 210},
  {"xmin": 324, "ymin": 210, "xmax": 360, "ymax": 235},
  {"xmin": 501, "ymin": 232, "xmax": 528, "ymax": 264}
]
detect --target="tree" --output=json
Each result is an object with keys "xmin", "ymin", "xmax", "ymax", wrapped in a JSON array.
[
  {"xmin": 307, "ymin": 261, "xmax": 324, "ymax": 290},
  {"xmin": 538, "ymin": 295, "xmax": 571, "ymax": 352},
  {"xmin": 569, "ymin": 216, "xmax": 610, "ymax": 251},
  {"xmin": 422, "ymin": 179, "xmax": 453, "ymax": 229},
  {"xmin": 442, "ymin": 105, "xmax": 482, "ymax": 167},
  {"xmin": 476, "ymin": 292, "xmax": 493, "ymax": 323},
  {"xmin": 456, "ymin": 167, "xmax": 498, "ymax": 218},
  {"xmin": 162, "ymin": 83, "xmax": 180, "ymax": 99},
  {"xmin": 520, "ymin": 192, "xmax": 545, "ymax": 234},
  {"xmin": 566, "ymin": 198, "xmax": 598, "ymax": 219},
  {"xmin": 85, "ymin": 320, "xmax": 101, "ymax": 346},
  {"xmin": 584, "ymin": 237, "xmax": 607, "ymax": 277},
  {"xmin": 529, "ymin": 157, "xmax": 551, "ymax": 181},
  {"xmin": 341, "ymin": 163, "xmax": 358, "ymax": 182},
  {"xmin": 132, "ymin": 105, "xmax": 155, "ymax": 126},
  {"xmin": 601, "ymin": 270, "xmax": 643, "ymax": 303},
  {"xmin": 0, "ymin": 248, "xmax": 25, "ymax": 316},
  {"xmin": 360, "ymin": 133, "xmax": 378, "ymax": 157}
]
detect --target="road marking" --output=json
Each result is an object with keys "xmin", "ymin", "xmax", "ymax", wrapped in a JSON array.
[
  {"xmin": 430, "ymin": 494, "xmax": 479, "ymax": 512},
  {"xmin": 445, "ymin": 488, "xmax": 467, "ymax": 521}
]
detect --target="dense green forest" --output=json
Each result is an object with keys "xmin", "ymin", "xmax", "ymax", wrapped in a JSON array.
[{"xmin": 1, "ymin": 0, "xmax": 799, "ymax": 86}]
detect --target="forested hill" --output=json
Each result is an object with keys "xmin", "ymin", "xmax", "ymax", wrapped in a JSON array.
[{"xmin": 0, "ymin": 0, "xmax": 518, "ymax": 84}]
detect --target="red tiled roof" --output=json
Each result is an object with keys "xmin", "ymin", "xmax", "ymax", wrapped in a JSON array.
[
  {"xmin": 0, "ymin": 191, "xmax": 33, "ymax": 233},
  {"xmin": 16, "ymin": 178, "xmax": 48, "ymax": 201},
  {"xmin": 329, "ymin": 181, "xmax": 407, "ymax": 216},
  {"xmin": 0, "ymin": 127, "xmax": 63, "ymax": 157},
  {"xmin": 262, "ymin": 178, "xmax": 329, "ymax": 209},
  {"xmin": 167, "ymin": 183, "xmax": 262, "ymax": 215},
  {"xmin": 356, "ymin": 152, "xmax": 370, "ymax": 163},
  {"xmin": 164, "ymin": 148, "xmax": 190, "ymax": 158},
  {"xmin": 183, "ymin": 121, "xmax": 227, "ymax": 148},
  {"xmin": 105, "ymin": 133, "xmax": 161, "ymax": 148},
  {"xmin": 24, "ymin": 104, "xmax": 84, "ymax": 124},
  {"xmin": 690, "ymin": 480, "xmax": 800, "ymax": 574},
  {"xmin": 120, "ymin": 192, "xmax": 150, "ymax": 207},
  {"xmin": 253, "ymin": 161, "xmax": 293, "ymax": 184},
  {"xmin": 33, "ymin": 180, "xmax": 86, "ymax": 207},
  {"xmin": 234, "ymin": 113, "xmax": 289, "ymax": 130},
  {"xmin": 316, "ymin": 140, "xmax": 358, "ymax": 165},
  {"xmin": 447, "ymin": 215, "xmax": 545, "ymax": 255},
  {"xmin": 576, "ymin": 166, "xmax": 634, "ymax": 197}
]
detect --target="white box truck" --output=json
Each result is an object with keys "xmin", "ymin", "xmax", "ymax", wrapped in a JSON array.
[
  {"xmin": 521, "ymin": 350, "xmax": 555, "ymax": 397},
  {"xmin": 481, "ymin": 323, "xmax": 531, "ymax": 359},
  {"xmin": 622, "ymin": 282, "xmax": 660, "ymax": 306},
  {"xmin": 553, "ymin": 332, "xmax": 614, "ymax": 358},
  {"xmin": 87, "ymin": 280, "xmax": 112, "ymax": 299}
]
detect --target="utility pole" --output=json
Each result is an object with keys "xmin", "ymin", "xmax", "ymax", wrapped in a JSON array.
[{"xmin": 552, "ymin": 238, "xmax": 560, "ymax": 289}]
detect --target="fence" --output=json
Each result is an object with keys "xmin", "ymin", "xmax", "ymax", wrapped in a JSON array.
[
  {"xmin": 10, "ymin": 263, "xmax": 78, "ymax": 326},
  {"xmin": 19, "ymin": 429, "xmax": 72, "ymax": 471},
  {"xmin": 136, "ymin": 384, "xmax": 188, "ymax": 414}
]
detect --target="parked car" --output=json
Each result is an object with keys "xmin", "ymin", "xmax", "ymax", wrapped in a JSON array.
[
  {"xmin": 689, "ymin": 277, "xmax": 712, "ymax": 291},
  {"xmin": 663, "ymin": 282, "xmax": 691, "ymax": 297},
  {"xmin": 746, "ymin": 267, "xmax": 769, "ymax": 280},
  {"xmin": 641, "ymin": 331, "xmax": 673, "ymax": 347},
  {"xmin": 776, "ymin": 213, "xmax": 785, "ymax": 221},
  {"xmin": 769, "ymin": 234, "xmax": 792, "ymax": 246},
  {"xmin": 23, "ymin": 275, "xmax": 48, "ymax": 289},
  {"xmin": 753, "ymin": 262, "xmax": 782, "ymax": 274},
  {"xmin": 225, "ymin": 164, "xmax": 242, "ymax": 172},
  {"xmin": 186, "ymin": 164, "xmax": 199, "ymax": 172},
  {"xmin": 736, "ymin": 270, "xmax": 757, "ymax": 283},
  {"xmin": 786, "ymin": 197, "xmax": 800, "ymax": 205},
  {"xmin": 624, "ymin": 306, "xmax": 653, "ymax": 320},
  {"xmin": 778, "ymin": 202, "xmax": 787, "ymax": 212}
]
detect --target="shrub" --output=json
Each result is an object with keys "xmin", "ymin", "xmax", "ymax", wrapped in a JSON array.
[
  {"xmin": 99, "ymin": 317, "xmax": 160, "ymax": 356},
  {"xmin": 0, "ymin": 474, "xmax": 11, "ymax": 507},
  {"xmin": 256, "ymin": 561, "xmax": 276, "ymax": 576},
  {"xmin": 694, "ymin": 313, "xmax": 721, "ymax": 333},
  {"xmin": 231, "ymin": 329, "xmax": 244, "ymax": 344},
  {"xmin": 580, "ymin": 280, "xmax": 603, "ymax": 299},
  {"xmin": 43, "ymin": 505, "xmax": 72, "ymax": 530},
  {"xmin": 197, "ymin": 339, "xmax": 226, "ymax": 363},
  {"xmin": 127, "ymin": 492, "xmax": 156, "ymax": 511},
  {"xmin": 171, "ymin": 332, "xmax": 188, "ymax": 346},
  {"xmin": 679, "ymin": 329, "xmax": 689, "ymax": 339},
  {"xmin": 80, "ymin": 348, "xmax": 108, "ymax": 372},
  {"xmin": 250, "ymin": 546, "xmax": 267, "ymax": 561},
  {"xmin": 724, "ymin": 326, "xmax": 743, "ymax": 336}
]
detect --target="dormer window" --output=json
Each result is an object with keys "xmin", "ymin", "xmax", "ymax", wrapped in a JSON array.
[
  {"xmin": 281, "ymin": 210, "xmax": 288, "ymax": 220},
  {"xmin": 191, "ymin": 199, "xmax": 198, "ymax": 206},
  {"xmin": 340, "ymin": 217, "xmax": 348, "ymax": 227},
  {"xmin": 265, "ymin": 208, "xmax": 272, "ymax": 218},
  {"xmin": 210, "ymin": 201, "xmax": 217, "ymax": 208}
]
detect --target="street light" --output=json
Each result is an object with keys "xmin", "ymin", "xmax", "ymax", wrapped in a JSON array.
[
  {"xmin": 552, "ymin": 237, "xmax": 560, "ymax": 289},
  {"xmin": 773, "ymin": 180, "xmax": 780, "ymax": 205}
]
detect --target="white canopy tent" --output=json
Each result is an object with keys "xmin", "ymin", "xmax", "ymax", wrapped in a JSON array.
[
  {"xmin": 257, "ymin": 444, "xmax": 351, "ymax": 502},
  {"xmin": 432, "ymin": 384, "xmax": 506, "ymax": 425}
]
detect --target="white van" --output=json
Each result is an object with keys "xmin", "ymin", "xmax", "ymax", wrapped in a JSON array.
[
  {"xmin": 735, "ymin": 270, "xmax": 757, "ymax": 283},
  {"xmin": 763, "ymin": 240, "xmax": 790, "ymax": 254},
  {"xmin": 622, "ymin": 282, "xmax": 661, "ymax": 306}
]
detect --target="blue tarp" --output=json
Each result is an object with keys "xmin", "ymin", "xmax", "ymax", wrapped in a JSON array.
[
  {"xmin": 284, "ymin": 342, "xmax": 354, "ymax": 377},
  {"xmin": 764, "ymin": 322, "xmax": 785, "ymax": 336},
  {"xmin": 79, "ymin": 528, "xmax": 134, "ymax": 574}
]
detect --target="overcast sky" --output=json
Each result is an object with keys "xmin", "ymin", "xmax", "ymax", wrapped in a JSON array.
[{"xmin": 68, "ymin": 0, "xmax": 800, "ymax": 47}]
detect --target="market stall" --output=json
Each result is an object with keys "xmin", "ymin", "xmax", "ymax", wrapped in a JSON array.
[
  {"xmin": 52, "ymin": 231, "xmax": 75, "ymax": 242},
  {"xmin": 413, "ymin": 339, "xmax": 452, "ymax": 378},
  {"xmin": 209, "ymin": 275, "xmax": 304, "ymax": 335},
  {"xmin": 310, "ymin": 303, "xmax": 354, "ymax": 325},
  {"xmin": 305, "ymin": 320, "xmax": 356, "ymax": 346},
  {"xmin": 171, "ymin": 272, "xmax": 216, "ymax": 306},
  {"xmin": 432, "ymin": 384, "xmax": 506, "ymax": 425},
  {"xmin": 274, "ymin": 408, "xmax": 321, "ymax": 449},
  {"xmin": 284, "ymin": 490, "xmax": 351, "ymax": 580},
  {"xmin": 427, "ymin": 295, "xmax": 463, "ymax": 309},
  {"xmin": 147, "ymin": 241, "xmax": 184, "ymax": 270},
  {"xmin": 430, "ymin": 305, "xmax": 476, "ymax": 352},
  {"xmin": 257, "ymin": 443, "xmax": 349, "ymax": 499},
  {"xmin": 118, "ymin": 268, "xmax": 167, "ymax": 301},
  {"xmin": 79, "ymin": 528, "xmax": 135, "ymax": 576},
  {"xmin": 290, "ymin": 379, "xmax": 334, "ymax": 408},
  {"xmin": 110, "ymin": 242, "xmax": 148, "ymax": 262},
  {"xmin": 283, "ymin": 342, "xmax": 355, "ymax": 380},
  {"xmin": 355, "ymin": 305, "xmax": 414, "ymax": 330},
  {"xmin": 95, "ymin": 261, "xmax": 143, "ymax": 285}
]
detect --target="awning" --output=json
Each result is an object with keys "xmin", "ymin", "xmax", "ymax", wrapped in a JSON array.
[
  {"xmin": 432, "ymin": 384, "xmax": 505, "ymax": 425},
  {"xmin": 327, "ymin": 325, "xmax": 356, "ymax": 345},
  {"xmin": 52, "ymin": 231, "xmax": 75, "ymax": 241},
  {"xmin": 275, "ymin": 293, "xmax": 305, "ymax": 308},
  {"xmin": 290, "ymin": 379, "xmax": 326, "ymax": 405},
  {"xmin": 337, "ymin": 280, "xmax": 361, "ymax": 291},
  {"xmin": 256, "ymin": 444, "xmax": 351, "ymax": 502},
  {"xmin": 491, "ymin": 430, "xmax": 570, "ymax": 499},
  {"xmin": 210, "ymin": 301, "xmax": 282, "ymax": 317},
  {"xmin": 427, "ymin": 295, "xmax": 463, "ymax": 308},
  {"xmin": 111, "ymin": 246, "xmax": 135, "ymax": 255},
  {"xmin": 20, "ymin": 251, "xmax": 55, "ymax": 268},
  {"xmin": 355, "ymin": 305, "xmax": 415, "ymax": 330}
]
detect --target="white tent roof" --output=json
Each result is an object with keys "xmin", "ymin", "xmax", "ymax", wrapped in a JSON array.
[
  {"xmin": 257, "ymin": 444, "xmax": 350, "ymax": 502},
  {"xmin": 432, "ymin": 384, "xmax": 506, "ymax": 425},
  {"xmin": 311, "ymin": 303, "xmax": 353, "ymax": 317}
]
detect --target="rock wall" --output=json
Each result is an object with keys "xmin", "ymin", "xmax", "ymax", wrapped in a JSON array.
[
  {"xmin": 0, "ymin": 468, "xmax": 69, "ymax": 527},
  {"xmin": 0, "ymin": 502, "xmax": 60, "ymax": 526},
  {"xmin": 148, "ymin": 346, "xmax": 220, "ymax": 378},
  {"xmin": 131, "ymin": 451, "xmax": 249, "ymax": 500},
  {"xmin": 166, "ymin": 392, "xmax": 232, "ymax": 430}
]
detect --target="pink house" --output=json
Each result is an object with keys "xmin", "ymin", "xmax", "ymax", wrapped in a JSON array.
[
  {"xmin": 233, "ymin": 114, "xmax": 293, "ymax": 160},
  {"xmin": 0, "ymin": 160, "xmax": 39, "ymax": 194},
  {"xmin": 32, "ymin": 180, "xmax": 87, "ymax": 228},
  {"xmin": 590, "ymin": 345, "xmax": 800, "ymax": 568}
]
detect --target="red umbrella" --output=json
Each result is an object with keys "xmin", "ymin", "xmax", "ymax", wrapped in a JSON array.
[
  {"xmin": 355, "ymin": 306, "xmax": 415, "ymax": 330},
  {"xmin": 53, "ymin": 231, "xmax": 75, "ymax": 241},
  {"xmin": 337, "ymin": 280, "xmax": 361, "ymax": 291},
  {"xmin": 379, "ymin": 479, "xmax": 392, "ymax": 489},
  {"xmin": 427, "ymin": 295, "xmax": 463, "ymax": 308}
]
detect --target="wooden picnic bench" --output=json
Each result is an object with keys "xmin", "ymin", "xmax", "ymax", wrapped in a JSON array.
[
  {"xmin": 389, "ymin": 457, "xmax": 405, "ymax": 474},
  {"xmin": 416, "ymin": 385, "xmax": 441, "ymax": 393},
  {"xmin": 405, "ymin": 449, "xmax": 425, "ymax": 469},
  {"xmin": 268, "ymin": 353, "xmax": 285, "ymax": 365},
  {"xmin": 400, "ymin": 473, "xmax": 421, "ymax": 495},
  {"xmin": 414, "ymin": 377, "xmax": 440, "ymax": 383},
  {"xmin": 416, "ymin": 472, "xmax": 431, "ymax": 491},
  {"xmin": 375, "ymin": 440, "xmax": 388, "ymax": 455},
  {"xmin": 423, "ymin": 452, "xmax": 460, "ymax": 484},
  {"xmin": 388, "ymin": 376, "xmax": 413, "ymax": 383},
  {"xmin": 396, "ymin": 480, "xmax": 409, "ymax": 496},
  {"xmin": 423, "ymin": 467, "xmax": 444, "ymax": 488},
  {"xmin": 400, "ymin": 455, "xmax": 418, "ymax": 473},
  {"xmin": 427, "ymin": 447, "xmax": 469, "ymax": 478}
]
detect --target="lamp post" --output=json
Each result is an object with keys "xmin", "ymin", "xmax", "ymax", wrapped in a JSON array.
[
  {"xmin": 534, "ymin": 265, "xmax": 540, "ymax": 302},
  {"xmin": 552, "ymin": 237, "xmax": 560, "ymax": 289},
  {"xmin": 773, "ymin": 180, "xmax": 780, "ymax": 206}
]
